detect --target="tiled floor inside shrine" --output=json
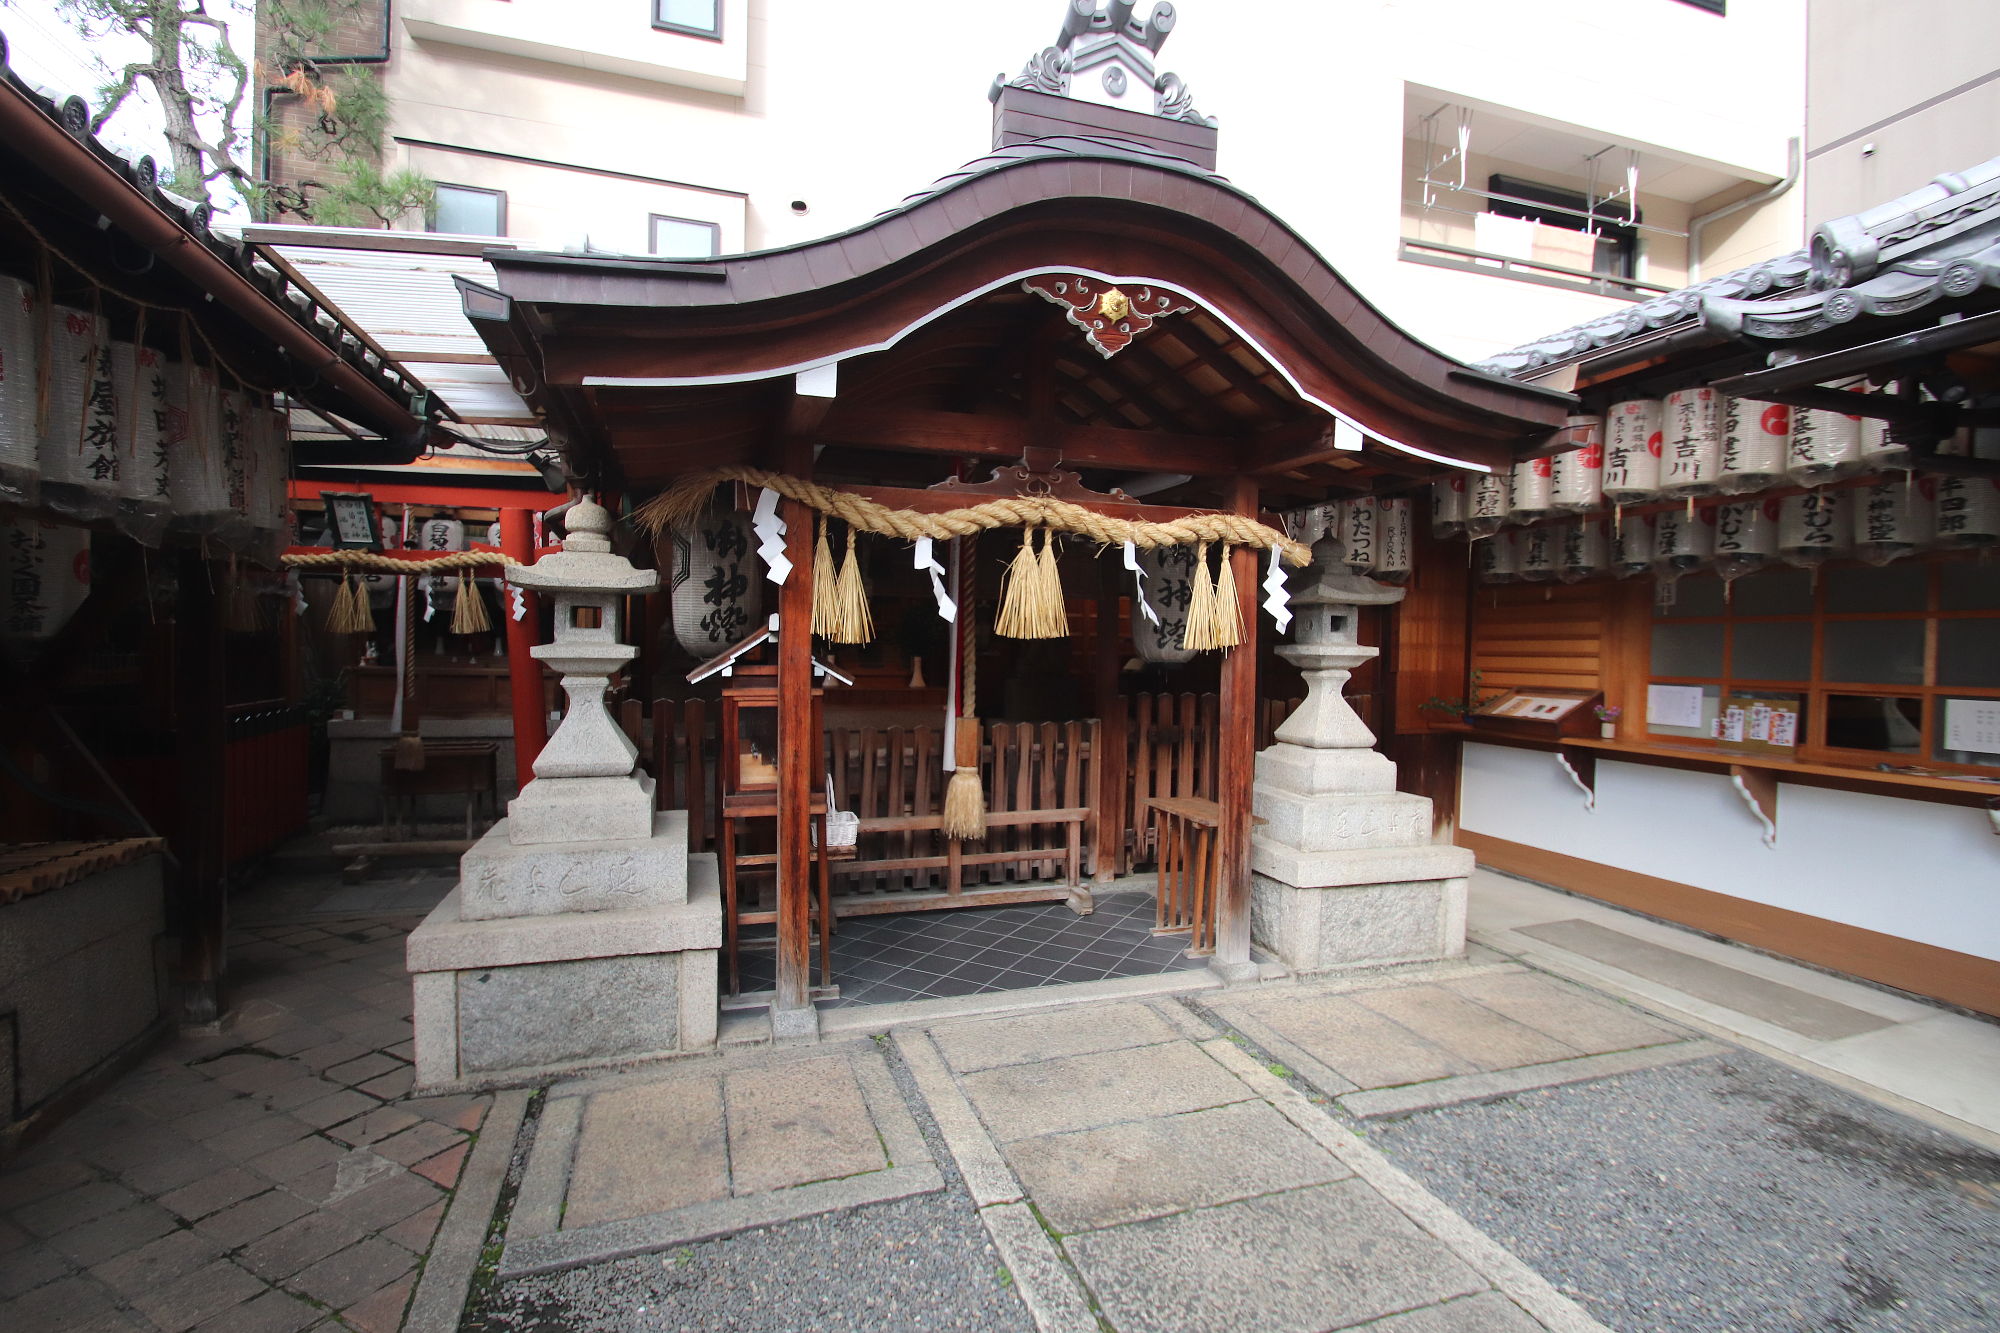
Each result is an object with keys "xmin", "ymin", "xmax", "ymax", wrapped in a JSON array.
[{"xmin": 737, "ymin": 888, "xmax": 1218, "ymax": 1007}]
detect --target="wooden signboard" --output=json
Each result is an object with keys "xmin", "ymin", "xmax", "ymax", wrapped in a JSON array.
[{"xmin": 1465, "ymin": 687, "xmax": 1604, "ymax": 741}]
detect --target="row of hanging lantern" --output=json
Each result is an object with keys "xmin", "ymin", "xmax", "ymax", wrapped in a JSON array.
[
  {"xmin": 0, "ymin": 273, "xmax": 290, "ymax": 553},
  {"xmin": 1472, "ymin": 475, "xmax": 2000, "ymax": 587}
]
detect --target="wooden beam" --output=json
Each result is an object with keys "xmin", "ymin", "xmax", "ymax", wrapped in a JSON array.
[
  {"xmin": 842, "ymin": 482, "xmax": 1225, "ymax": 523},
  {"xmin": 1213, "ymin": 473, "xmax": 1260, "ymax": 973},
  {"xmin": 813, "ymin": 405, "xmax": 1233, "ymax": 474},
  {"xmin": 174, "ymin": 551, "xmax": 228, "ymax": 1025},
  {"xmin": 773, "ymin": 437, "xmax": 817, "ymax": 1023}
]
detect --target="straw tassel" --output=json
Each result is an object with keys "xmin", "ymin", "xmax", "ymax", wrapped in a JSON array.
[
  {"xmin": 941, "ymin": 714, "xmax": 986, "ymax": 840},
  {"xmin": 996, "ymin": 528, "xmax": 1068, "ymax": 639},
  {"xmin": 825, "ymin": 525, "xmax": 875, "ymax": 644},
  {"xmin": 1211, "ymin": 544, "xmax": 1243, "ymax": 648},
  {"xmin": 811, "ymin": 515, "xmax": 838, "ymax": 637},
  {"xmin": 1181, "ymin": 542, "xmax": 1218, "ymax": 650},
  {"xmin": 1035, "ymin": 528, "xmax": 1066, "ymax": 635},
  {"xmin": 325, "ymin": 572, "xmax": 364, "ymax": 634},
  {"xmin": 451, "ymin": 570, "xmax": 491, "ymax": 634},
  {"xmin": 349, "ymin": 574, "xmax": 376, "ymax": 634}
]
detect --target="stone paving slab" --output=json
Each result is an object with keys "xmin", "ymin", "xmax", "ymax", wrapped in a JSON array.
[{"xmin": 960, "ymin": 1039, "xmax": 1254, "ymax": 1142}]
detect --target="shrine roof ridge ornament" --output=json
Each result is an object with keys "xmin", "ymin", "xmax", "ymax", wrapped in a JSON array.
[{"xmin": 992, "ymin": 1, "xmax": 1213, "ymax": 128}]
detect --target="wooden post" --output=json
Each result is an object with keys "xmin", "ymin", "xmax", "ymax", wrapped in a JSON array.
[
  {"xmin": 1093, "ymin": 555, "xmax": 1127, "ymax": 882},
  {"xmin": 773, "ymin": 439, "xmax": 817, "ymax": 1028},
  {"xmin": 1212, "ymin": 475, "xmax": 1260, "ymax": 974},
  {"xmin": 174, "ymin": 551, "xmax": 229, "ymax": 1025},
  {"xmin": 499, "ymin": 508, "xmax": 548, "ymax": 791}
]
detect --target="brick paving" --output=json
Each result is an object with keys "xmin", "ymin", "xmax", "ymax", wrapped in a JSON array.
[{"xmin": 0, "ymin": 910, "xmax": 491, "ymax": 1332}]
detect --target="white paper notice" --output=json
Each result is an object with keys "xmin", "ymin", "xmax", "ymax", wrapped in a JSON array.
[
  {"xmin": 1748, "ymin": 704, "xmax": 1772, "ymax": 742},
  {"xmin": 1943, "ymin": 698, "xmax": 2000, "ymax": 755},
  {"xmin": 1769, "ymin": 710, "xmax": 1798, "ymax": 748},
  {"xmin": 1647, "ymin": 683, "xmax": 1706, "ymax": 728},
  {"xmin": 1721, "ymin": 706, "xmax": 1746, "ymax": 744}
]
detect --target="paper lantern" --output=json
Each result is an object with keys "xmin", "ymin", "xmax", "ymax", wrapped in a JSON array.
[
  {"xmin": 0, "ymin": 274, "xmax": 38, "ymax": 507},
  {"xmin": 1430, "ymin": 476, "xmax": 1468, "ymax": 537},
  {"xmin": 1786, "ymin": 407, "xmax": 1863, "ymax": 486},
  {"xmin": 1602, "ymin": 399, "xmax": 1663, "ymax": 504},
  {"xmin": 416, "ymin": 515, "xmax": 466, "ymax": 607},
  {"xmin": 1718, "ymin": 398, "xmax": 1789, "ymax": 494},
  {"xmin": 670, "ymin": 510, "xmax": 766, "ymax": 656},
  {"xmin": 1651, "ymin": 505, "xmax": 1715, "ymax": 582},
  {"xmin": 1474, "ymin": 530, "xmax": 1517, "ymax": 584},
  {"xmin": 1853, "ymin": 478, "xmax": 1931, "ymax": 565},
  {"xmin": 1713, "ymin": 498, "xmax": 1779, "ymax": 585},
  {"xmin": 1856, "ymin": 413, "xmax": 1909, "ymax": 471},
  {"xmin": 218, "ymin": 389, "xmax": 252, "ymax": 533},
  {"xmin": 1131, "ymin": 544, "xmax": 1198, "ymax": 664},
  {"xmin": 255, "ymin": 407, "xmax": 292, "ymax": 537},
  {"xmin": 39, "ymin": 309, "xmax": 123, "ymax": 519},
  {"xmin": 1553, "ymin": 415, "xmax": 1604, "ymax": 511},
  {"xmin": 1661, "ymin": 388, "xmax": 1723, "ymax": 497},
  {"xmin": 1926, "ymin": 476, "xmax": 2000, "ymax": 549},
  {"xmin": 1614, "ymin": 513, "xmax": 1654, "ymax": 579},
  {"xmin": 1517, "ymin": 524, "xmax": 1558, "ymax": 582},
  {"xmin": 169, "ymin": 365, "xmax": 230, "ymax": 529},
  {"xmin": 112, "ymin": 344, "xmax": 179, "ymax": 543},
  {"xmin": 1779, "ymin": 491, "xmax": 1850, "ymax": 568},
  {"xmin": 1465, "ymin": 470, "xmax": 1511, "ymax": 539},
  {"xmin": 1509, "ymin": 455, "xmax": 1556, "ymax": 522},
  {"xmin": 1338, "ymin": 497, "xmax": 1378, "ymax": 574},
  {"xmin": 1, "ymin": 516, "xmax": 91, "ymax": 645},
  {"xmin": 1374, "ymin": 498, "xmax": 1413, "ymax": 586},
  {"xmin": 1558, "ymin": 517, "xmax": 1608, "ymax": 584}
]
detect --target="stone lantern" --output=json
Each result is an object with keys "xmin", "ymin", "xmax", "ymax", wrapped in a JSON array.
[
  {"xmin": 406, "ymin": 496, "xmax": 720, "ymax": 1090},
  {"xmin": 1250, "ymin": 537, "xmax": 1472, "ymax": 972}
]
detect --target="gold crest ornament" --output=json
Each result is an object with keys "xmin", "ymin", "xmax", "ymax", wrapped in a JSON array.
[{"xmin": 1097, "ymin": 287, "xmax": 1131, "ymax": 323}]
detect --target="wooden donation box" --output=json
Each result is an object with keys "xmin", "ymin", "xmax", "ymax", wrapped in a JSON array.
[{"xmin": 1466, "ymin": 687, "xmax": 1603, "ymax": 741}]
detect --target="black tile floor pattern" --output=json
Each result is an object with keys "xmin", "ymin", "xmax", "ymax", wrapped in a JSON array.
[{"xmin": 738, "ymin": 889, "xmax": 1213, "ymax": 1008}]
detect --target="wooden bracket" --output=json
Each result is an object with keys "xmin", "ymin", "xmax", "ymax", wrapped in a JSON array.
[
  {"xmin": 1729, "ymin": 764, "xmax": 1779, "ymax": 847},
  {"xmin": 928, "ymin": 463, "xmax": 1137, "ymax": 505},
  {"xmin": 1554, "ymin": 744, "xmax": 1597, "ymax": 811}
]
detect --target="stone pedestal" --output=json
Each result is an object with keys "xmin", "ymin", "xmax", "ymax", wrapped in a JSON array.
[
  {"xmin": 1250, "ymin": 547, "xmax": 1470, "ymax": 974},
  {"xmin": 407, "ymin": 498, "xmax": 720, "ymax": 1090}
]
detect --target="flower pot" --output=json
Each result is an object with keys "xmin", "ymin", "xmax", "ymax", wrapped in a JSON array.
[{"xmin": 1600, "ymin": 721, "xmax": 1617, "ymax": 740}]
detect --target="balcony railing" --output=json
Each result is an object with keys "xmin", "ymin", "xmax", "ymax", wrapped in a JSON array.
[{"xmin": 1398, "ymin": 237, "xmax": 1672, "ymax": 303}]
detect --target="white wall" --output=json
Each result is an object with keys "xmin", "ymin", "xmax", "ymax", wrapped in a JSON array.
[{"xmin": 1459, "ymin": 741, "xmax": 2000, "ymax": 963}]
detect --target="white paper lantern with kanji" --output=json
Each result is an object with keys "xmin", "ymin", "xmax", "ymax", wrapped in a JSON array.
[
  {"xmin": 1602, "ymin": 399, "xmax": 1663, "ymax": 503},
  {"xmin": 1339, "ymin": 496, "xmax": 1379, "ymax": 574},
  {"xmin": 1553, "ymin": 415, "xmax": 1604, "ymax": 511},
  {"xmin": 1466, "ymin": 470, "xmax": 1511, "ymax": 538},
  {"xmin": 0, "ymin": 274, "xmax": 38, "ymax": 506},
  {"xmin": 1, "ymin": 516, "xmax": 90, "ymax": 645},
  {"xmin": 1374, "ymin": 498, "xmax": 1413, "ymax": 586},
  {"xmin": 113, "ymin": 343, "xmax": 178, "ymax": 542},
  {"xmin": 1661, "ymin": 388, "xmax": 1723, "ymax": 497},
  {"xmin": 1853, "ymin": 478, "xmax": 1931, "ymax": 565},
  {"xmin": 39, "ymin": 310, "xmax": 123, "ymax": 518},
  {"xmin": 416, "ymin": 515, "xmax": 466, "ymax": 604},
  {"xmin": 670, "ymin": 511, "xmax": 766, "ymax": 657},
  {"xmin": 1857, "ymin": 414, "xmax": 1908, "ymax": 471},
  {"xmin": 218, "ymin": 389, "xmax": 253, "ymax": 534},
  {"xmin": 1430, "ymin": 475, "xmax": 1468, "ymax": 537},
  {"xmin": 1713, "ymin": 498, "xmax": 1779, "ymax": 585},
  {"xmin": 1558, "ymin": 517, "xmax": 1608, "ymax": 584},
  {"xmin": 169, "ymin": 365, "xmax": 230, "ymax": 528},
  {"xmin": 1779, "ymin": 491, "xmax": 1850, "ymax": 567},
  {"xmin": 1474, "ymin": 529, "xmax": 1518, "ymax": 584},
  {"xmin": 1130, "ymin": 543, "xmax": 1198, "ymax": 664},
  {"xmin": 1614, "ymin": 513, "xmax": 1654, "ymax": 578},
  {"xmin": 1926, "ymin": 476, "xmax": 2000, "ymax": 549},
  {"xmin": 1517, "ymin": 524, "xmax": 1558, "ymax": 582},
  {"xmin": 1652, "ymin": 505, "xmax": 1715, "ymax": 582},
  {"xmin": 1718, "ymin": 398, "xmax": 1789, "ymax": 494},
  {"xmin": 1786, "ymin": 407, "xmax": 1863, "ymax": 486},
  {"xmin": 1509, "ymin": 455, "xmax": 1556, "ymax": 522}
]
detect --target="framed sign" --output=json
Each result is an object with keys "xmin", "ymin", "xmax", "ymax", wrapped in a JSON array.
[
  {"xmin": 1465, "ymin": 687, "xmax": 1603, "ymax": 741},
  {"xmin": 321, "ymin": 492, "xmax": 381, "ymax": 550}
]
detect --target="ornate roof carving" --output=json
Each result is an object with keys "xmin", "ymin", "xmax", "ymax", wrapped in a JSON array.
[{"xmin": 998, "ymin": 2, "xmax": 1213, "ymax": 127}]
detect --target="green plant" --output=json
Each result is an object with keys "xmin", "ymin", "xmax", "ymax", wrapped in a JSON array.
[{"xmin": 1419, "ymin": 669, "xmax": 1505, "ymax": 721}]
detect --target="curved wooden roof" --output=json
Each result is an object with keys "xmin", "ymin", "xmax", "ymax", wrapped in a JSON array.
[{"xmin": 464, "ymin": 136, "xmax": 1574, "ymax": 490}]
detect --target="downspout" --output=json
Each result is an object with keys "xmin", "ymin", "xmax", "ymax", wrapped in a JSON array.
[
  {"xmin": 259, "ymin": 1, "xmax": 396, "ymax": 200},
  {"xmin": 1688, "ymin": 137, "xmax": 1801, "ymax": 284}
]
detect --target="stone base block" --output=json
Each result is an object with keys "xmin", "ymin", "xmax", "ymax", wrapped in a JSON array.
[
  {"xmin": 1254, "ymin": 743, "xmax": 1397, "ymax": 797},
  {"xmin": 1250, "ymin": 838, "xmax": 1472, "ymax": 890},
  {"xmin": 1252, "ymin": 788, "xmax": 1434, "ymax": 854},
  {"xmin": 1251, "ymin": 872, "xmax": 1468, "ymax": 974},
  {"xmin": 507, "ymin": 772, "xmax": 656, "ymax": 845},
  {"xmin": 461, "ymin": 811, "xmax": 689, "ymax": 920},
  {"xmin": 409, "ymin": 854, "xmax": 722, "ymax": 1091}
]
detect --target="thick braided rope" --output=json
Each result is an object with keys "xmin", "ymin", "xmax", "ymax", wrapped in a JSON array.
[
  {"xmin": 636, "ymin": 467, "xmax": 1313, "ymax": 567},
  {"xmin": 281, "ymin": 550, "xmax": 521, "ymax": 573}
]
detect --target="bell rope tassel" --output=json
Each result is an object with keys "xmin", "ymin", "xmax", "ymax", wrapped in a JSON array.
[
  {"xmin": 995, "ymin": 528, "xmax": 1043, "ymax": 639},
  {"xmin": 1034, "ymin": 528, "xmax": 1068, "ymax": 637},
  {"xmin": 451, "ymin": 570, "xmax": 491, "ymax": 635},
  {"xmin": 326, "ymin": 571, "xmax": 372, "ymax": 635},
  {"xmin": 940, "ymin": 715, "xmax": 986, "ymax": 840},
  {"xmin": 827, "ymin": 525, "xmax": 876, "ymax": 644},
  {"xmin": 1182, "ymin": 542, "xmax": 1218, "ymax": 650},
  {"xmin": 811, "ymin": 515, "xmax": 838, "ymax": 637},
  {"xmin": 349, "ymin": 574, "xmax": 377, "ymax": 634},
  {"xmin": 1211, "ymin": 544, "xmax": 1244, "ymax": 648}
]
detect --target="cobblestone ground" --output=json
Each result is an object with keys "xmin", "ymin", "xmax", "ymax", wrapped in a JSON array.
[{"xmin": 0, "ymin": 903, "xmax": 490, "ymax": 1332}]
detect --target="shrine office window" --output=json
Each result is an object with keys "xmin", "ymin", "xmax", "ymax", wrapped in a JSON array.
[
  {"xmin": 650, "ymin": 214, "xmax": 722, "ymax": 258},
  {"xmin": 653, "ymin": 0, "xmax": 720, "ymax": 38},
  {"xmin": 429, "ymin": 184, "xmax": 506, "ymax": 237},
  {"xmin": 1646, "ymin": 555, "xmax": 2000, "ymax": 773}
]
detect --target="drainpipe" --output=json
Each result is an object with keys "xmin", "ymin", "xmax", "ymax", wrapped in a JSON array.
[{"xmin": 1688, "ymin": 137, "xmax": 1801, "ymax": 284}]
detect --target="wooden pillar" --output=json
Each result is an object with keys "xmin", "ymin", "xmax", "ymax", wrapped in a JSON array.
[
  {"xmin": 499, "ymin": 508, "xmax": 548, "ymax": 790},
  {"xmin": 174, "ymin": 551, "xmax": 229, "ymax": 1025},
  {"xmin": 774, "ymin": 440, "xmax": 816, "ymax": 1023},
  {"xmin": 1213, "ymin": 475, "xmax": 1260, "ymax": 972},
  {"xmin": 1093, "ymin": 554, "xmax": 1127, "ymax": 882}
]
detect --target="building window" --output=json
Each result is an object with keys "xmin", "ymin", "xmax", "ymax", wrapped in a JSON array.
[
  {"xmin": 429, "ymin": 184, "xmax": 506, "ymax": 237},
  {"xmin": 650, "ymin": 214, "xmax": 721, "ymax": 257},
  {"xmin": 1482, "ymin": 174, "xmax": 1639, "ymax": 282},
  {"xmin": 653, "ymin": 0, "xmax": 720, "ymax": 39},
  {"xmin": 1646, "ymin": 556, "xmax": 2000, "ymax": 772}
]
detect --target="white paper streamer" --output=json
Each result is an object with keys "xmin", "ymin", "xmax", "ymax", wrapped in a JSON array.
[
  {"xmin": 1262, "ymin": 545, "xmax": 1292, "ymax": 633},
  {"xmin": 510, "ymin": 586, "xmax": 526, "ymax": 621},
  {"xmin": 1123, "ymin": 539, "xmax": 1160, "ymax": 625},
  {"xmin": 751, "ymin": 486, "xmax": 792, "ymax": 585},
  {"xmin": 289, "ymin": 570, "xmax": 307, "ymax": 618},
  {"xmin": 913, "ymin": 536, "xmax": 956, "ymax": 621}
]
